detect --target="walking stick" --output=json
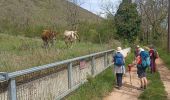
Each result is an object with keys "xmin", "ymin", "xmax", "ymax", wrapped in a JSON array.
[{"xmin": 128, "ymin": 64, "xmax": 132, "ymax": 85}]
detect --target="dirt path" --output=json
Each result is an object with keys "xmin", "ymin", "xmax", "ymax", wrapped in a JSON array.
[
  {"xmin": 103, "ymin": 67, "xmax": 142, "ymax": 100},
  {"xmin": 156, "ymin": 58, "xmax": 170, "ymax": 99}
]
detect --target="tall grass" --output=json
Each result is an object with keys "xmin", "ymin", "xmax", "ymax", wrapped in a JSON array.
[{"xmin": 0, "ymin": 34, "xmax": 117, "ymax": 72}]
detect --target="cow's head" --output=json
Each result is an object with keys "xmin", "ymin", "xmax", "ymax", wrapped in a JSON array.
[{"xmin": 74, "ymin": 31, "xmax": 80, "ymax": 42}]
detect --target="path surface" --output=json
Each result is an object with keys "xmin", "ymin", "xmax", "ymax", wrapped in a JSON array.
[
  {"xmin": 103, "ymin": 67, "xmax": 142, "ymax": 100},
  {"xmin": 157, "ymin": 58, "xmax": 170, "ymax": 99}
]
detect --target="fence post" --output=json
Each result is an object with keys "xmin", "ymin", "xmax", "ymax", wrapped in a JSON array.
[
  {"xmin": 91, "ymin": 56, "xmax": 95, "ymax": 75},
  {"xmin": 68, "ymin": 62, "xmax": 73, "ymax": 89},
  {"xmin": 104, "ymin": 53, "xmax": 108, "ymax": 67},
  {"xmin": 8, "ymin": 78, "xmax": 17, "ymax": 100}
]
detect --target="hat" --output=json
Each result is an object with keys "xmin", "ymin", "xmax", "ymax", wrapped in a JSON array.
[
  {"xmin": 139, "ymin": 48, "xmax": 144, "ymax": 53},
  {"xmin": 117, "ymin": 47, "xmax": 122, "ymax": 52},
  {"xmin": 136, "ymin": 45, "xmax": 140, "ymax": 48}
]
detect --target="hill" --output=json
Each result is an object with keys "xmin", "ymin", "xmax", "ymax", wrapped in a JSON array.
[
  {"xmin": 0, "ymin": 0, "xmax": 103, "ymax": 36},
  {"xmin": 0, "ymin": 33, "xmax": 116, "ymax": 72}
]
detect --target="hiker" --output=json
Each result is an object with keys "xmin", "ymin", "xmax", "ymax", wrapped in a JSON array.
[
  {"xmin": 113, "ymin": 47, "xmax": 125, "ymax": 89},
  {"xmin": 149, "ymin": 45, "xmax": 159, "ymax": 73},
  {"xmin": 136, "ymin": 48, "xmax": 149, "ymax": 90}
]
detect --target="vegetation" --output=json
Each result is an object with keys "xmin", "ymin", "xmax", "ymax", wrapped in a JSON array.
[
  {"xmin": 115, "ymin": 0, "xmax": 141, "ymax": 43},
  {"xmin": 0, "ymin": 34, "xmax": 118, "ymax": 72},
  {"xmin": 139, "ymin": 71, "xmax": 167, "ymax": 100},
  {"xmin": 158, "ymin": 48, "xmax": 170, "ymax": 69},
  {"xmin": 0, "ymin": 0, "xmax": 102, "ymax": 37}
]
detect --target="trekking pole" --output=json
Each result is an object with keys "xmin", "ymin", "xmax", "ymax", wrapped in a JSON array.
[{"xmin": 128, "ymin": 64, "xmax": 132, "ymax": 85}]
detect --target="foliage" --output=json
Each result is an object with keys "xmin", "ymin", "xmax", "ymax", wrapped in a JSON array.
[
  {"xmin": 115, "ymin": 1, "xmax": 141, "ymax": 43},
  {"xmin": 78, "ymin": 20, "xmax": 116, "ymax": 43}
]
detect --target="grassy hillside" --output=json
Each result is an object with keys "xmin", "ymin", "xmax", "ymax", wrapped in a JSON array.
[
  {"xmin": 0, "ymin": 0, "xmax": 102, "ymax": 37},
  {"xmin": 0, "ymin": 34, "xmax": 118, "ymax": 72}
]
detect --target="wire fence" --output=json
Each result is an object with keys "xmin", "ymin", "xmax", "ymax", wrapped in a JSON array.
[{"xmin": 0, "ymin": 48, "xmax": 130, "ymax": 100}]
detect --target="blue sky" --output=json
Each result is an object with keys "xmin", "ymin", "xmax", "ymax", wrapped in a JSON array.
[{"xmin": 79, "ymin": 0, "xmax": 122, "ymax": 17}]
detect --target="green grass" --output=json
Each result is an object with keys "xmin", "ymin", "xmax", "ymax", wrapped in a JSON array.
[
  {"xmin": 139, "ymin": 71, "xmax": 167, "ymax": 100},
  {"xmin": 64, "ymin": 67, "xmax": 115, "ymax": 100},
  {"xmin": 157, "ymin": 48, "xmax": 170, "ymax": 70},
  {"xmin": 64, "ymin": 51, "xmax": 133, "ymax": 100},
  {"xmin": 0, "ymin": 34, "xmax": 117, "ymax": 72}
]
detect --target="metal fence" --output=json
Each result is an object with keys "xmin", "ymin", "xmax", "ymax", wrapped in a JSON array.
[{"xmin": 0, "ymin": 48, "xmax": 130, "ymax": 100}]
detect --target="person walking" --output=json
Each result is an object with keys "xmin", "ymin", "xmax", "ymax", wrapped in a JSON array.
[
  {"xmin": 149, "ymin": 45, "xmax": 159, "ymax": 73},
  {"xmin": 113, "ymin": 47, "xmax": 125, "ymax": 89},
  {"xmin": 136, "ymin": 48, "xmax": 149, "ymax": 90}
]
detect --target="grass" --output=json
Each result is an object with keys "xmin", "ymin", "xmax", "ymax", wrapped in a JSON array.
[
  {"xmin": 139, "ymin": 71, "xmax": 167, "ymax": 100},
  {"xmin": 64, "ymin": 67, "xmax": 115, "ymax": 100},
  {"xmin": 0, "ymin": 34, "xmax": 117, "ymax": 72},
  {"xmin": 64, "ymin": 51, "xmax": 133, "ymax": 100},
  {"xmin": 157, "ymin": 48, "xmax": 170, "ymax": 70}
]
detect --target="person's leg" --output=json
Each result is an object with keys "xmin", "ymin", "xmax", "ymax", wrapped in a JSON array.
[
  {"xmin": 151, "ymin": 59, "xmax": 154, "ymax": 73},
  {"xmin": 141, "ymin": 78, "xmax": 145, "ymax": 88},
  {"xmin": 119, "ymin": 73, "xmax": 123, "ymax": 87},
  {"xmin": 117, "ymin": 73, "xmax": 122, "ymax": 87},
  {"xmin": 153, "ymin": 59, "xmax": 156, "ymax": 72},
  {"xmin": 116, "ymin": 73, "xmax": 119, "ymax": 86},
  {"xmin": 143, "ymin": 77, "xmax": 148, "ymax": 89}
]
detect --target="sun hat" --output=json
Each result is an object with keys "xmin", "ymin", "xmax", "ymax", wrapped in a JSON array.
[
  {"xmin": 137, "ymin": 45, "xmax": 140, "ymax": 48},
  {"xmin": 117, "ymin": 47, "xmax": 122, "ymax": 52},
  {"xmin": 139, "ymin": 48, "xmax": 144, "ymax": 53}
]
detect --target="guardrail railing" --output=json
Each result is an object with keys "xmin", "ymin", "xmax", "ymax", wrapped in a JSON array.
[{"xmin": 0, "ymin": 48, "xmax": 131, "ymax": 100}]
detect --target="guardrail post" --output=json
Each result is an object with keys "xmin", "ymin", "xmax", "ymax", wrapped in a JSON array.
[
  {"xmin": 68, "ymin": 62, "xmax": 73, "ymax": 89},
  {"xmin": 8, "ymin": 78, "xmax": 17, "ymax": 100},
  {"xmin": 104, "ymin": 53, "xmax": 108, "ymax": 67},
  {"xmin": 91, "ymin": 56, "xmax": 95, "ymax": 75}
]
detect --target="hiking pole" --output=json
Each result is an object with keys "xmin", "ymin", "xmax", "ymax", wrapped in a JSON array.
[{"xmin": 128, "ymin": 64, "xmax": 132, "ymax": 85}]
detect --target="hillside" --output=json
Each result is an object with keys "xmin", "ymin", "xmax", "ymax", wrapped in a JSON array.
[
  {"xmin": 0, "ymin": 34, "xmax": 116, "ymax": 72},
  {"xmin": 0, "ymin": 0, "xmax": 103, "ymax": 36}
]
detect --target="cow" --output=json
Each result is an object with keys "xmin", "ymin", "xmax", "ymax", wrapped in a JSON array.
[
  {"xmin": 64, "ymin": 30, "xmax": 80, "ymax": 47},
  {"xmin": 41, "ymin": 30, "xmax": 57, "ymax": 48}
]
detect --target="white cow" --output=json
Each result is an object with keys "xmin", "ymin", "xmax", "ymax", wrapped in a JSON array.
[{"xmin": 64, "ymin": 30, "xmax": 80, "ymax": 47}]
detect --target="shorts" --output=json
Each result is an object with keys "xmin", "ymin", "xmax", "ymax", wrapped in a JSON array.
[{"xmin": 137, "ymin": 65, "xmax": 146, "ymax": 78}]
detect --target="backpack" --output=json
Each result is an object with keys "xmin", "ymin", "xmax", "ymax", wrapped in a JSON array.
[
  {"xmin": 153, "ymin": 49, "xmax": 158, "ymax": 58},
  {"xmin": 140, "ymin": 51, "xmax": 150, "ymax": 68},
  {"xmin": 114, "ymin": 52, "xmax": 124, "ymax": 66}
]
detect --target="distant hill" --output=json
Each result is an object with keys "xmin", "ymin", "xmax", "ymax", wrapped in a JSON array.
[{"xmin": 0, "ymin": 0, "xmax": 103, "ymax": 34}]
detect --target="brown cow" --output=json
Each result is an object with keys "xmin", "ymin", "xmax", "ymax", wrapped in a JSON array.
[{"xmin": 41, "ymin": 30, "xmax": 57, "ymax": 48}]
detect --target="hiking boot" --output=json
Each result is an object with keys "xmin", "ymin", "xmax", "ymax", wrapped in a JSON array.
[
  {"xmin": 137, "ymin": 87, "xmax": 144, "ymax": 91},
  {"xmin": 117, "ymin": 86, "xmax": 121, "ymax": 90}
]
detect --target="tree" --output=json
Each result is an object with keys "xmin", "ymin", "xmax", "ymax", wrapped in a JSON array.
[
  {"xmin": 137, "ymin": 0, "xmax": 168, "ymax": 45},
  {"xmin": 115, "ymin": 0, "xmax": 141, "ymax": 43}
]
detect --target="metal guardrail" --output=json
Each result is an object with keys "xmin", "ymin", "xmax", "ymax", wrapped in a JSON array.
[{"xmin": 0, "ymin": 48, "xmax": 131, "ymax": 100}]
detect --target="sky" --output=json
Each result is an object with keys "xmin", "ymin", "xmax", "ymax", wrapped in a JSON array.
[{"xmin": 79, "ymin": 0, "xmax": 122, "ymax": 17}]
